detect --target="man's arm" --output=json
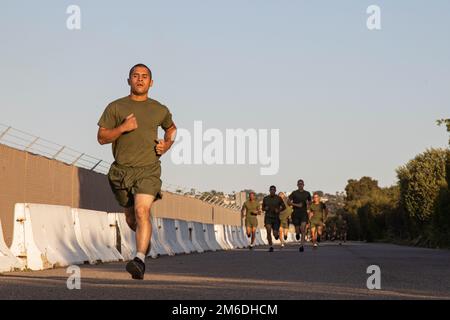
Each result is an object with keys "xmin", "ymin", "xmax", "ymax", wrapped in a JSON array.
[
  {"xmin": 155, "ymin": 123, "xmax": 177, "ymax": 155},
  {"xmin": 97, "ymin": 113, "xmax": 137, "ymax": 145}
]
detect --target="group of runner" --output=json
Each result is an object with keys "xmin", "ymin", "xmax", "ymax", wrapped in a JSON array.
[{"xmin": 241, "ymin": 179, "xmax": 348, "ymax": 252}]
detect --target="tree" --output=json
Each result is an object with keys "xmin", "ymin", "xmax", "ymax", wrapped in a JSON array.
[
  {"xmin": 397, "ymin": 148, "xmax": 449, "ymax": 224},
  {"xmin": 437, "ymin": 118, "xmax": 450, "ymax": 145}
]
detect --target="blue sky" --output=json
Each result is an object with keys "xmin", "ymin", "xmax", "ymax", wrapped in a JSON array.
[{"xmin": 1, "ymin": 0, "xmax": 449, "ymax": 194}]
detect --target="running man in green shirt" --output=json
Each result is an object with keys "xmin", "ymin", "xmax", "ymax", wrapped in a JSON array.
[
  {"xmin": 288, "ymin": 179, "xmax": 311, "ymax": 252},
  {"xmin": 241, "ymin": 191, "xmax": 262, "ymax": 249},
  {"xmin": 278, "ymin": 192, "xmax": 293, "ymax": 248},
  {"xmin": 262, "ymin": 185, "xmax": 286, "ymax": 252},
  {"xmin": 97, "ymin": 64, "xmax": 177, "ymax": 280},
  {"xmin": 308, "ymin": 192, "xmax": 328, "ymax": 249}
]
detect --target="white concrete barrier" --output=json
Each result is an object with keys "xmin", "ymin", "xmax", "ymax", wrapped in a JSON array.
[
  {"xmin": 156, "ymin": 218, "xmax": 185, "ymax": 255},
  {"xmin": 214, "ymin": 224, "xmax": 232, "ymax": 250},
  {"xmin": 0, "ymin": 219, "xmax": 23, "ymax": 272},
  {"xmin": 232, "ymin": 226, "xmax": 246, "ymax": 248},
  {"xmin": 224, "ymin": 225, "xmax": 239, "ymax": 249},
  {"xmin": 226, "ymin": 225, "xmax": 241, "ymax": 248},
  {"xmin": 175, "ymin": 220, "xmax": 195, "ymax": 253},
  {"xmin": 72, "ymin": 208, "xmax": 123, "ymax": 264},
  {"xmin": 189, "ymin": 222, "xmax": 209, "ymax": 252},
  {"xmin": 111, "ymin": 212, "xmax": 162, "ymax": 259},
  {"xmin": 255, "ymin": 228, "xmax": 265, "ymax": 246},
  {"xmin": 203, "ymin": 223, "xmax": 222, "ymax": 251},
  {"xmin": 10, "ymin": 203, "xmax": 89, "ymax": 270},
  {"xmin": 152, "ymin": 216, "xmax": 174, "ymax": 256},
  {"xmin": 109, "ymin": 212, "xmax": 135, "ymax": 261},
  {"xmin": 238, "ymin": 226, "xmax": 249, "ymax": 248},
  {"xmin": 259, "ymin": 228, "xmax": 269, "ymax": 245}
]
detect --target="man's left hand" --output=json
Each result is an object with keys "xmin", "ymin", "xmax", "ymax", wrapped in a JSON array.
[{"xmin": 155, "ymin": 139, "xmax": 170, "ymax": 155}]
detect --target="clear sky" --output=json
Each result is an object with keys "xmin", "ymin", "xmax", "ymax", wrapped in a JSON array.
[{"xmin": 1, "ymin": 0, "xmax": 449, "ymax": 194}]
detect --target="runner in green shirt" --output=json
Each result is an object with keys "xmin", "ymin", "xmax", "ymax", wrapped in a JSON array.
[
  {"xmin": 288, "ymin": 179, "xmax": 311, "ymax": 252},
  {"xmin": 308, "ymin": 192, "xmax": 328, "ymax": 249},
  {"xmin": 97, "ymin": 63, "xmax": 177, "ymax": 280},
  {"xmin": 278, "ymin": 192, "xmax": 293, "ymax": 248},
  {"xmin": 262, "ymin": 185, "xmax": 286, "ymax": 252},
  {"xmin": 241, "ymin": 192, "xmax": 262, "ymax": 249}
]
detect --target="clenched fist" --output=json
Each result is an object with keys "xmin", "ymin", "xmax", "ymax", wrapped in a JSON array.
[
  {"xmin": 155, "ymin": 139, "xmax": 170, "ymax": 156},
  {"xmin": 120, "ymin": 113, "xmax": 138, "ymax": 133}
]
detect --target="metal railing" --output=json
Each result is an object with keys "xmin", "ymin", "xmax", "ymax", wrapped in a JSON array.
[
  {"xmin": 0, "ymin": 123, "xmax": 241, "ymax": 210},
  {"xmin": 0, "ymin": 123, "xmax": 111, "ymax": 175}
]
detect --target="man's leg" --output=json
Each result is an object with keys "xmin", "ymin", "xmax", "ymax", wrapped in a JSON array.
[
  {"xmin": 251, "ymin": 227, "xmax": 256, "ymax": 246},
  {"xmin": 134, "ymin": 193, "xmax": 155, "ymax": 257},
  {"xmin": 295, "ymin": 225, "xmax": 301, "ymax": 241},
  {"xmin": 266, "ymin": 224, "xmax": 273, "ymax": 246},
  {"xmin": 246, "ymin": 226, "xmax": 252, "ymax": 238},
  {"xmin": 311, "ymin": 226, "xmax": 317, "ymax": 246},
  {"xmin": 125, "ymin": 193, "xmax": 155, "ymax": 280},
  {"xmin": 300, "ymin": 222, "xmax": 307, "ymax": 246},
  {"xmin": 317, "ymin": 225, "xmax": 323, "ymax": 243}
]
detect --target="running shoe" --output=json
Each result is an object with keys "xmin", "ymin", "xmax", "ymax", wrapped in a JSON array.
[
  {"xmin": 299, "ymin": 246, "xmax": 304, "ymax": 252},
  {"xmin": 269, "ymin": 247, "xmax": 274, "ymax": 252},
  {"xmin": 126, "ymin": 257, "xmax": 145, "ymax": 280}
]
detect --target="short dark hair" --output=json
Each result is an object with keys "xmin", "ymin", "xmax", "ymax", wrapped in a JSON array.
[
  {"xmin": 269, "ymin": 185, "xmax": 276, "ymax": 190},
  {"xmin": 129, "ymin": 63, "xmax": 152, "ymax": 79},
  {"xmin": 298, "ymin": 179, "xmax": 304, "ymax": 184}
]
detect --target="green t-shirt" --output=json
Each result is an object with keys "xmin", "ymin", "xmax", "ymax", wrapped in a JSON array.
[
  {"xmin": 288, "ymin": 190, "xmax": 311, "ymax": 214},
  {"xmin": 309, "ymin": 202, "xmax": 326, "ymax": 224},
  {"xmin": 243, "ymin": 200, "xmax": 260, "ymax": 218},
  {"xmin": 279, "ymin": 199, "xmax": 293, "ymax": 221},
  {"xmin": 98, "ymin": 96, "xmax": 173, "ymax": 167},
  {"xmin": 262, "ymin": 195, "xmax": 286, "ymax": 218}
]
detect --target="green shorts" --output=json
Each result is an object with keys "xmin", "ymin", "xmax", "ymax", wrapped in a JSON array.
[
  {"xmin": 292, "ymin": 212, "xmax": 308, "ymax": 226},
  {"xmin": 280, "ymin": 218, "xmax": 290, "ymax": 229},
  {"xmin": 310, "ymin": 221, "xmax": 324, "ymax": 229},
  {"xmin": 245, "ymin": 215, "xmax": 258, "ymax": 228},
  {"xmin": 107, "ymin": 162, "xmax": 162, "ymax": 208}
]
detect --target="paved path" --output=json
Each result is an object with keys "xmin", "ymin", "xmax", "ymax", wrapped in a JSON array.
[{"xmin": 1, "ymin": 242, "xmax": 449, "ymax": 299}]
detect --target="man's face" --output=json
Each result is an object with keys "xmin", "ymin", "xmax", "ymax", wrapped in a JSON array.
[
  {"xmin": 128, "ymin": 66, "xmax": 153, "ymax": 96},
  {"xmin": 269, "ymin": 187, "xmax": 276, "ymax": 196},
  {"xmin": 249, "ymin": 193, "xmax": 255, "ymax": 201},
  {"xmin": 297, "ymin": 180, "xmax": 304, "ymax": 190}
]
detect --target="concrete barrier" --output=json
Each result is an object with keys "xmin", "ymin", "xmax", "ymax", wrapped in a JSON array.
[
  {"xmin": 110, "ymin": 212, "xmax": 134, "ymax": 260},
  {"xmin": 227, "ymin": 225, "xmax": 242, "ymax": 248},
  {"xmin": 189, "ymin": 221, "xmax": 209, "ymax": 252},
  {"xmin": 72, "ymin": 208, "xmax": 123, "ymax": 263},
  {"xmin": 232, "ymin": 226, "xmax": 246, "ymax": 248},
  {"xmin": 175, "ymin": 220, "xmax": 195, "ymax": 253},
  {"xmin": 214, "ymin": 224, "xmax": 231, "ymax": 250},
  {"xmin": 157, "ymin": 218, "xmax": 185, "ymax": 255},
  {"xmin": 238, "ymin": 226, "xmax": 249, "ymax": 248},
  {"xmin": 0, "ymin": 219, "xmax": 23, "ymax": 272},
  {"xmin": 203, "ymin": 223, "xmax": 222, "ymax": 251},
  {"xmin": 259, "ymin": 228, "xmax": 269, "ymax": 245},
  {"xmin": 151, "ymin": 216, "xmax": 173, "ymax": 256},
  {"xmin": 225, "ymin": 225, "xmax": 238, "ymax": 249},
  {"xmin": 10, "ymin": 203, "xmax": 89, "ymax": 270},
  {"xmin": 255, "ymin": 228, "xmax": 265, "ymax": 246}
]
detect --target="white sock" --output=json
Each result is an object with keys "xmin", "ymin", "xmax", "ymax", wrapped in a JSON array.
[{"xmin": 136, "ymin": 252, "xmax": 146, "ymax": 263}]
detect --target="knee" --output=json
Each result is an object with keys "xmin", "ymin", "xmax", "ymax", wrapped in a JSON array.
[{"xmin": 134, "ymin": 206, "xmax": 150, "ymax": 222}]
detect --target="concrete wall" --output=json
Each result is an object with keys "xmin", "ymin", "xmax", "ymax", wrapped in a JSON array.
[{"xmin": 0, "ymin": 144, "xmax": 242, "ymax": 247}]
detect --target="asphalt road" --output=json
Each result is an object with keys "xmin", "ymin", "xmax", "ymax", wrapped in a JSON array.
[{"xmin": 1, "ymin": 242, "xmax": 449, "ymax": 300}]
